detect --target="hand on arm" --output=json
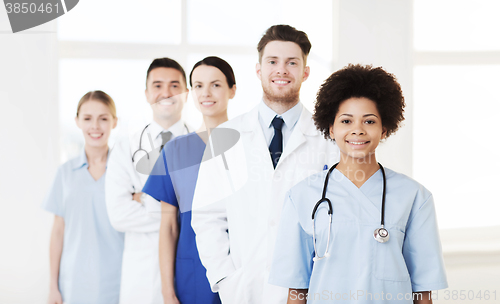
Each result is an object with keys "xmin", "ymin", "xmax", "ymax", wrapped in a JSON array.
[
  {"xmin": 159, "ymin": 202, "xmax": 180, "ymax": 304},
  {"xmin": 132, "ymin": 192, "xmax": 142, "ymax": 203},
  {"xmin": 287, "ymin": 288, "xmax": 308, "ymax": 304},
  {"xmin": 47, "ymin": 215, "xmax": 64, "ymax": 304},
  {"xmin": 414, "ymin": 291, "xmax": 432, "ymax": 304}
]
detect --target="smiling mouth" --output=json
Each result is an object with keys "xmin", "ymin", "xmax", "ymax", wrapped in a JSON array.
[
  {"xmin": 89, "ymin": 133, "xmax": 103, "ymax": 138},
  {"xmin": 346, "ymin": 141, "xmax": 369, "ymax": 145},
  {"xmin": 272, "ymin": 80, "xmax": 291, "ymax": 85},
  {"xmin": 201, "ymin": 101, "xmax": 216, "ymax": 106},
  {"xmin": 157, "ymin": 99, "xmax": 175, "ymax": 106}
]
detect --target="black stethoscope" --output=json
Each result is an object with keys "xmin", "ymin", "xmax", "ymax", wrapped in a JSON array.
[
  {"xmin": 312, "ymin": 162, "xmax": 389, "ymax": 262},
  {"xmin": 131, "ymin": 123, "xmax": 189, "ymax": 162}
]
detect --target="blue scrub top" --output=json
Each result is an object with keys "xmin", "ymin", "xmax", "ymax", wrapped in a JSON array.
[
  {"xmin": 42, "ymin": 150, "xmax": 124, "ymax": 304},
  {"xmin": 269, "ymin": 167, "xmax": 448, "ymax": 304},
  {"xmin": 143, "ymin": 133, "xmax": 221, "ymax": 304}
]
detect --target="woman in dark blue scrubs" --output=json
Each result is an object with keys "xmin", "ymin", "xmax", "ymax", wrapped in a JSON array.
[{"xmin": 143, "ymin": 56, "xmax": 236, "ymax": 304}]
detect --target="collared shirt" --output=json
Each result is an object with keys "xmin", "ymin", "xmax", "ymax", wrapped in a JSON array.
[
  {"xmin": 258, "ymin": 100, "xmax": 303, "ymax": 148},
  {"xmin": 42, "ymin": 149, "xmax": 124, "ymax": 304},
  {"xmin": 147, "ymin": 119, "xmax": 189, "ymax": 149}
]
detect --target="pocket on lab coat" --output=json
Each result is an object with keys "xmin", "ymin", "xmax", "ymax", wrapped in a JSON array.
[
  {"xmin": 374, "ymin": 228, "xmax": 410, "ymax": 282},
  {"xmin": 175, "ymin": 258, "xmax": 196, "ymax": 303},
  {"xmin": 217, "ymin": 267, "xmax": 245, "ymax": 304}
]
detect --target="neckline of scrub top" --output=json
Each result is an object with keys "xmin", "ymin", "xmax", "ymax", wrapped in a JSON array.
[
  {"xmin": 73, "ymin": 148, "xmax": 111, "ymax": 183},
  {"xmin": 331, "ymin": 168, "xmax": 384, "ymax": 220},
  {"xmin": 193, "ymin": 130, "xmax": 208, "ymax": 144}
]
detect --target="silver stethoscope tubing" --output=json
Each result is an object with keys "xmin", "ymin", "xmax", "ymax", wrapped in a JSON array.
[
  {"xmin": 131, "ymin": 123, "xmax": 189, "ymax": 162},
  {"xmin": 312, "ymin": 162, "xmax": 389, "ymax": 262}
]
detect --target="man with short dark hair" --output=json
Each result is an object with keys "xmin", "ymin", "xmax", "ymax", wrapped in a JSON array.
[
  {"xmin": 106, "ymin": 58, "xmax": 192, "ymax": 304},
  {"xmin": 191, "ymin": 25, "xmax": 339, "ymax": 304}
]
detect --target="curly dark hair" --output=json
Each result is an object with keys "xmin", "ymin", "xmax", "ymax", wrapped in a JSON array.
[{"xmin": 313, "ymin": 64, "xmax": 405, "ymax": 140}]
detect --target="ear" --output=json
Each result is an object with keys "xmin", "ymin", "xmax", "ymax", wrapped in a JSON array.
[
  {"xmin": 112, "ymin": 117, "xmax": 118, "ymax": 129},
  {"xmin": 329, "ymin": 124, "xmax": 334, "ymax": 140},
  {"xmin": 381, "ymin": 127, "xmax": 387, "ymax": 140},
  {"xmin": 229, "ymin": 85, "xmax": 236, "ymax": 99},
  {"xmin": 302, "ymin": 65, "xmax": 310, "ymax": 82},
  {"xmin": 184, "ymin": 89, "xmax": 190, "ymax": 103},
  {"xmin": 144, "ymin": 88, "xmax": 148, "ymax": 102},
  {"xmin": 255, "ymin": 63, "xmax": 262, "ymax": 80},
  {"xmin": 74, "ymin": 116, "xmax": 81, "ymax": 129}
]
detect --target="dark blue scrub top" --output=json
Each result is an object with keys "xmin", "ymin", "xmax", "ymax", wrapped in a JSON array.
[{"xmin": 143, "ymin": 133, "xmax": 221, "ymax": 304}]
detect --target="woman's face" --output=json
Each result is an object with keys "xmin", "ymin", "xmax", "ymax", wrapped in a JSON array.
[
  {"xmin": 191, "ymin": 65, "xmax": 235, "ymax": 117},
  {"xmin": 329, "ymin": 97, "xmax": 386, "ymax": 163},
  {"xmin": 75, "ymin": 99, "xmax": 117, "ymax": 148}
]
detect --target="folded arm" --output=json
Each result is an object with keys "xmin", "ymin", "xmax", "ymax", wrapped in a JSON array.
[{"xmin": 105, "ymin": 138, "xmax": 160, "ymax": 233}]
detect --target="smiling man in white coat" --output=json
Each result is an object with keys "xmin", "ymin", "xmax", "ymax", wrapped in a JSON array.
[
  {"xmin": 191, "ymin": 25, "xmax": 340, "ymax": 304},
  {"xmin": 106, "ymin": 58, "xmax": 192, "ymax": 304}
]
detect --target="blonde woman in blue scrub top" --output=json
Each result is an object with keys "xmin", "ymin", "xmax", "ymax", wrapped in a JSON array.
[
  {"xmin": 44, "ymin": 91, "xmax": 124, "ymax": 304},
  {"xmin": 269, "ymin": 64, "xmax": 448, "ymax": 304}
]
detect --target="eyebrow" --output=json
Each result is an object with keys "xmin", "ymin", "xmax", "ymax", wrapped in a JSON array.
[
  {"xmin": 193, "ymin": 80, "xmax": 222, "ymax": 84},
  {"xmin": 264, "ymin": 56, "xmax": 301, "ymax": 61},
  {"xmin": 339, "ymin": 114, "xmax": 379, "ymax": 118},
  {"xmin": 152, "ymin": 80, "xmax": 180, "ymax": 84},
  {"xmin": 82, "ymin": 114, "xmax": 110, "ymax": 117}
]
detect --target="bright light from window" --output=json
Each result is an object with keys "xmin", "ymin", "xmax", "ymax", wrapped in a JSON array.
[
  {"xmin": 414, "ymin": 0, "xmax": 500, "ymax": 51},
  {"xmin": 58, "ymin": 0, "xmax": 181, "ymax": 44},
  {"xmin": 187, "ymin": 0, "xmax": 333, "ymax": 62},
  {"xmin": 413, "ymin": 65, "xmax": 500, "ymax": 229}
]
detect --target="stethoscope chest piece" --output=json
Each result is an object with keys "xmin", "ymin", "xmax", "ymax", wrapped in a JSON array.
[{"xmin": 373, "ymin": 227, "xmax": 390, "ymax": 243}]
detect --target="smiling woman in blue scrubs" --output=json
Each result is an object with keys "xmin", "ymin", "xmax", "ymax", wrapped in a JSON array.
[
  {"xmin": 43, "ymin": 91, "xmax": 124, "ymax": 304},
  {"xmin": 269, "ymin": 64, "xmax": 448, "ymax": 304},
  {"xmin": 142, "ymin": 56, "xmax": 236, "ymax": 304}
]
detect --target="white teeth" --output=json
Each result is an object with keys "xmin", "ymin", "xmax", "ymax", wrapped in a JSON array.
[
  {"xmin": 89, "ymin": 134, "xmax": 102, "ymax": 138},
  {"xmin": 159, "ymin": 100, "xmax": 174, "ymax": 105},
  {"xmin": 201, "ymin": 102, "xmax": 215, "ymax": 105},
  {"xmin": 274, "ymin": 81, "xmax": 288, "ymax": 84},
  {"xmin": 349, "ymin": 141, "xmax": 367, "ymax": 145}
]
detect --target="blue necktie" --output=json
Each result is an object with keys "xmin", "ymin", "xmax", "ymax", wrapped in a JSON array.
[{"xmin": 269, "ymin": 116, "xmax": 284, "ymax": 169}]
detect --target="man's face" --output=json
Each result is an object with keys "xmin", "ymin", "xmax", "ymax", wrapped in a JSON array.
[
  {"xmin": 145, "ymin": 67, "xmax": 188, "ymax": 122},
  {"xmin": 256, "ymin": 41, "xmax": 310, "ymax": 104}
]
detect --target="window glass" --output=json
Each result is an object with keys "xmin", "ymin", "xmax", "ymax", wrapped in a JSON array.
[
  {"xmin": 58, "ymin": 0, "xmax": 181, "ymax": 44},
  {"xmin": 187, "ymin": 0, "xmax": 333, "ymax": 61},
  {"xmin": 413, "ymin": 65, "xmax": 500, "ymax": 228},
  {"xmin": 414, "ymin": 0, "xmax": 500, "ymax": 51}
]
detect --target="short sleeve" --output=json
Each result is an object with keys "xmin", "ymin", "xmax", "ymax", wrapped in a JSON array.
[
  {"xmin": 403, "ymin": 193, "xmax": 448, "ymax": 292},
  {"xmin": 41, "ymin": 166, "xmax": 65, "ymax": 217},
  {"xmin": 269, "ymin": 191, "xmax": 314, "ymax": 289},
  {"xmin": 143, "ymin": 149, "xmax": 178, "ymax": 208}
]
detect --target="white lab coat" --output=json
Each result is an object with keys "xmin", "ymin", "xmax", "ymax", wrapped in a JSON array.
[
  {"xmin": 191, "ymin": 105, "xmax": 340, "ymax": 304},
  {"xmin": 106, "ymin": 120, "xmax": 190, "ymax": 304}
]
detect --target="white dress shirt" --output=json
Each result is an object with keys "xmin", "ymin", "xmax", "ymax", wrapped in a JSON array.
[{"xmin": 258, "ymin": 100, "xmax": 303, "ymax": 148}]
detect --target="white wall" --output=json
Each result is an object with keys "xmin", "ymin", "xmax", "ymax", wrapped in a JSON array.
[
  {"xmin": 0, "ymin": 13, "xmax": 58, "ymax": 304},
  {"xmin": 334, "ymin": 0, "xmax": 414, "ymax": 176}
]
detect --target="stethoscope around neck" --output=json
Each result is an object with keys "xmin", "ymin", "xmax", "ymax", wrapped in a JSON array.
[
  {"xmin": 131, "ymin": 123, "xmax": 189, "ymax": 162},
  {"xmin": 312, "ymin": 162, "xmax": 389, "ymax": 262}
]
